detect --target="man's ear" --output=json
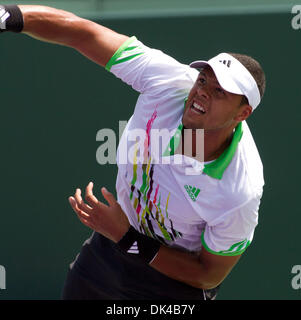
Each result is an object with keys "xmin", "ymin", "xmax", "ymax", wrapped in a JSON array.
[{"xmin": 234, "ymin": 105, "xmax": 252, "ymax": 122}]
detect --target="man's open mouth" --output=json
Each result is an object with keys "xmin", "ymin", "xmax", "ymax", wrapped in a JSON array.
[{"xmin": 191, "ymin": 102, "xmax": 206, "ymax": 114}]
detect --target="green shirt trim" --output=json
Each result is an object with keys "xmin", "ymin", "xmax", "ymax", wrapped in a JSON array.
[
  {"xmin": 105, "ymin": 36, "xmax": 144, "ymax": 72},
  {"xmin": 162, "ymin": 123, "xmax": 183, "ymax": 157},
  {"xmin": 203, "ymin": 122, "xmax": 243, "ymax": 180},
  {"xmin": 201, "ymin": 231, "xmax": 250, "ymax": 256}
]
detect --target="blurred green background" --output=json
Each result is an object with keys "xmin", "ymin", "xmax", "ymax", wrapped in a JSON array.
[{"xmin": 0, "ymin": 0, "xmax": 300, "ymax": 300}]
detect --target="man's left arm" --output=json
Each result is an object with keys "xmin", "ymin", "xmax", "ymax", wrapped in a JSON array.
[
  {"xmin": 69, "ymin": 182, "xmax": 242, "ymax": 290},
  {"xmin": 150, "ymin": 244, "xmax": 241, "ymax": 290}
]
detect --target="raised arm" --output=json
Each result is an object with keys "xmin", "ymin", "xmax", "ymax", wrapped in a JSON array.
[{"xmin": 1, "ymin": 5, "xmax": 129, "ymax": 67}]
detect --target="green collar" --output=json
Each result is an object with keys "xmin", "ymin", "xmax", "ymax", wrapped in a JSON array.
[
  {"xmin": 162, "ymin": 100, "xmax": 243, "ymax": 180},
  {"xmin": 202, "ymin": 122, "xmax": 243, "ymax": 179}
]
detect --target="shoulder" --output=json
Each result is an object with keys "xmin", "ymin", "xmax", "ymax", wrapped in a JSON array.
[
  {"xmin": 108, "ymin": 36, "xmax": 199, "ymax": 94},
  {"xmin": 222, "ymin": 121, "xmax": 264, "ymax": 202}
]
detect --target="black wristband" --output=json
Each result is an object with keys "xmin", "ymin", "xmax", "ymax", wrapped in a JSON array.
[
  {"xmin": 0, "ymin": 5, "xmax": 24, "ymax": 33},
  {"xmin": 117, "ymin": 226, "xmax": 161, "ymax": 264}
]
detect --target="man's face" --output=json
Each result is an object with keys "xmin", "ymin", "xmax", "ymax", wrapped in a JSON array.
[{"xmin": 182, "ymin": 66, "xmax": 249, "ymax": 131}]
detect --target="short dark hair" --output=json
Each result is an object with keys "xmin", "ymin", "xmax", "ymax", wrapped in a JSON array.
[{"xmin": 228, "ymin": 52, "xmax": 266, "ymax": 103}]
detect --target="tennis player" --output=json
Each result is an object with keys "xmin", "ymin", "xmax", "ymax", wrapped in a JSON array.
[{"xmin": 1, "ymin": 5, "xmax": 265, "ymax": 300}]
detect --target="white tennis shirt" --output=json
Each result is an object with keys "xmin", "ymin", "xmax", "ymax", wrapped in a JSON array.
[{"xmin": 106, "ymin": 36, "xmax": 264, "ymax": 255}]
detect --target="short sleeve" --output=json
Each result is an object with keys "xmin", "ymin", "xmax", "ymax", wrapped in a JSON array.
[
  {"xmin": 105, "ymin": 36, "xmax": 197, "ymax": 95},
  {"xmin": 201, "ymin": 197, "xmax": 260, "ymax": 256}
]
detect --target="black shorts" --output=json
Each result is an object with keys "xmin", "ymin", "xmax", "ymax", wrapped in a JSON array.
[{"xmin": 61, "ymin": 232, "xmax": 220, "ymax": 300}]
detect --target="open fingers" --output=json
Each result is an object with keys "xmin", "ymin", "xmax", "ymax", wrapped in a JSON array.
[
  {"xmin": 69, "ymin": 196, "xmax": 90, "ymax": 219},
  {"xmin": 101, "ymin": 187, "xmax": 117, "ymax": 207},
  {"xmin": 69, "ymin": 196, "xmax": 96, "ymax": 229},
  {"xmin": 74, "ymin": 188, "xmax": 93, "ymax": 213},
  {"xmin": 85, "ymin": 182, "xmax": 108, "ymax": 209}
]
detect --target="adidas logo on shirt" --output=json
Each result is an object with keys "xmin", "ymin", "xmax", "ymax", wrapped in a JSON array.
[
  {"xmin": 184, "ymin": 185, "xmax": 201, "ymax": 202},
  {"xmin": 127, "ymin": 241, "xmax": 139, "ymax": 254}
]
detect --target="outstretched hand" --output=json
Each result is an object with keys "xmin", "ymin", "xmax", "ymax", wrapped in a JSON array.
[{"xmin": 68, "ymin": 182, "xmax": 130, "ymax": 243}]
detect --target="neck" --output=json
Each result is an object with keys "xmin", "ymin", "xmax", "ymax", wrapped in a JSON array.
[
  {"xmin": 203, "ymin": 129, "xmax": 234, "ymax": 161},
  {"xmin": 178, "ymin": 125, "xmax": 236, "ymax": 162}
]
